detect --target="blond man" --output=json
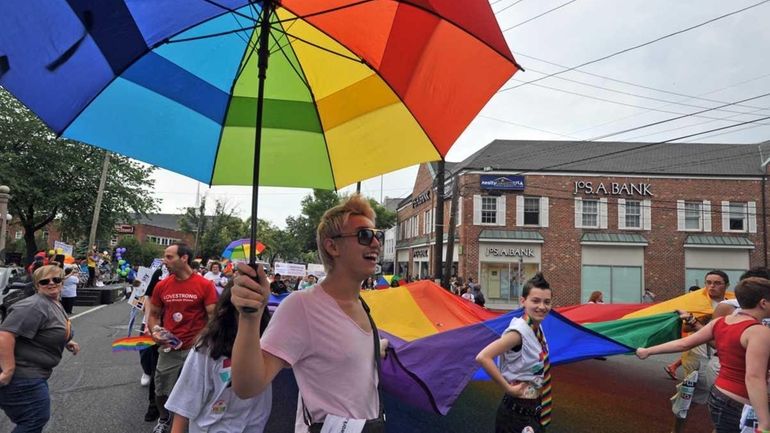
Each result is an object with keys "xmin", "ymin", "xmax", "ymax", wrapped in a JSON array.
[{"xmin": 231, "ymin": 194, "xmax": 387, "ymax": 432}]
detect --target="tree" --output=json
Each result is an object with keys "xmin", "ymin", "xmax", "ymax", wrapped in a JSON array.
[
  {"xmin": 256, "ymin": 219, "xmax": 302, "ymax": 265},
  {"xmin": 368, "ymin": 198, "xmax": 396, "ymax": 229},
  {"xmin": 178, "ymin": 196, "xmax": 208, "ymax": 256},
  {"xmin": 178, "ymin": 199, "xmax": 248, "ymax": 262},
  {"xmin": 286, "ymin": 189, "xmax": 341, "ymax": 252},
  {"xmin": 0, "ymin": 88, "xmax": 159, "ymax": 263}
]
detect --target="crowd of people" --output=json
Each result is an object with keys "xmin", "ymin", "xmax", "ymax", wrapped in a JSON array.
[{"xmin": 0, "ymin": 194, "xmax": 768, "ymax": 433}]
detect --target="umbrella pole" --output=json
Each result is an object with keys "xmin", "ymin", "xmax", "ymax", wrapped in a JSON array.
[{"xmin": 249, "ymin": 0, "xmax": 273, "ymax": 267}]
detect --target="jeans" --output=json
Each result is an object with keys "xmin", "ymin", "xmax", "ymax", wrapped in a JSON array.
[
  {"xmin": 0, "ymin": 376, "xmax": 51, "ymax": 433},
  {"xmin": 707, "ymin": 386, "xmax": 743, "ymax": 433}
]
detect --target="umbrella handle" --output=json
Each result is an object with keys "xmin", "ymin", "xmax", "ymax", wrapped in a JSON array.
[{"xmin": 242, "ymin": 263, "xmax": 267, "ymax": 314}]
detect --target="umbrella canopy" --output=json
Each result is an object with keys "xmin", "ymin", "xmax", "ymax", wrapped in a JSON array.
[
  {"xmin": 221, "ymin": 238, "xmax": 265, "ymax": 260},
  {"xmin": 0, "ymin": 1, "xmax": 519, "ymax": 189}
]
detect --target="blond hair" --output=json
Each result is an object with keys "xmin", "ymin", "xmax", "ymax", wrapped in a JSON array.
[
  {"xmin": 33, "ymin": 265, "xmax": 64, "ymax": 287},
  {"xmin": 316, "ymin": 194, "xmax": 376, "ymax": 272}
]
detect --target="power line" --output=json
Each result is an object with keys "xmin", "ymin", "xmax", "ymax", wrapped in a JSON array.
[
  {"xmin": 478, "ymin": 114, "xmax": 580, "ymax": 139},
  {"xmin": 493, "ymin": 0, "xmax": 526, "ymax": 15},
  {"xmin": 500, "ymin": 0, "xmax": 770, "ymax": 92},
  {"xmin": 586, "ymin": 91, "xmax": 770, "ymax": 141},
  {"xmin": 501, "ymin": 0, "xmax": 578, "ymax": 32}
]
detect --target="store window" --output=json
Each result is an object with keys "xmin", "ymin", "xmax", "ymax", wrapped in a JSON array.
[
  {"xmin": 582, "ymin": 200, "xmax": 599, "ymax": 228},
  {"xmin": 524, "ymin": 197, "xmax": 540, "ymax": 225},
  {"xmin": 14, "ymin": 230, "xmax": 22, "ymax": 240},
  {"xmin": 581, "ymin": 265, "xmax": 642, "ymax": 303}
]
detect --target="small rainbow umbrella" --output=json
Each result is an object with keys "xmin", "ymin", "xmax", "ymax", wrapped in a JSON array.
[{"xmin": 222, "ymin": 238, "xmax": 265, "ymax": 260}]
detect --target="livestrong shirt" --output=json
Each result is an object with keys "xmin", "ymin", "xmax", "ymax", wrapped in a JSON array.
[
  {"xmin": 150, "ymin": 273, "xmax": 217, "ymax": 349},
  {"xmin": 0, "ymin": 294, "xmax": 69, "ymax": 379}
]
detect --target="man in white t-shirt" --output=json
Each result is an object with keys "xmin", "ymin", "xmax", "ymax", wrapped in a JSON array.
[{"xmin": 230, "ymin": 194, "xmax": 388, "ymax": 432}]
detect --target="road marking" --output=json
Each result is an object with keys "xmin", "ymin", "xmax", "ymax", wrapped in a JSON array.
[{"xmin": 70, "ymin": 304, "xmax": 107, "ymax": 320}]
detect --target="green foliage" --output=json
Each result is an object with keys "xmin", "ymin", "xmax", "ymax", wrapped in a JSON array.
[
  {"xmin": 117, "ymin": 236, "xmax": 162, "ymax": 267},
  {"xmin": 179, "ymin": 199, "xmax": 248, "ymax": 261},
  {"xmin": 368, "ymin": 198, "xmax": 396, "ymax": 229},
  {"xmin": 0, "ymin": 88, "xmax": 159, "ymax": 262}
]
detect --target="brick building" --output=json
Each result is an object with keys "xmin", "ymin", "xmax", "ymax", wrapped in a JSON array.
[
  {"xmin": 396, "ymin": 140, "xmax": 769, "ymax": 306},
  {"xmin": 113, "ymin": 214, "xmax": 195, "ymax": 247}
]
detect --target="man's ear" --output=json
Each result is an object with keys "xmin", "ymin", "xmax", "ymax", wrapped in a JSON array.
[{"xmin": 323, "ymin": 237, "xmax": 340, "ymax": 259}]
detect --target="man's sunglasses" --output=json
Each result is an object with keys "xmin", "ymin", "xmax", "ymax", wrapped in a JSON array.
[
  {"xmin": 332, "ymin": 228, "xmax": 385, "ymax": 246},
  {"xmin": 38, "ymin": 277, "xmax": 63, "ymax": 286}
]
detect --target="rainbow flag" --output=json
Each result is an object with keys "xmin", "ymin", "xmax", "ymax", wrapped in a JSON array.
[{"xmin": 112, "ymin": 336, "xmax": 156, "ymax": 352}]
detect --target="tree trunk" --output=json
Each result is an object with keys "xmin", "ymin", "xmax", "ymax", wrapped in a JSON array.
[
  {"xmin": 23, "ymin": 225, "xmax": 38, "ymax": 265},
  {"xmin": 432, "ymin": 160, "xmax": 445, "ymax": 286}
]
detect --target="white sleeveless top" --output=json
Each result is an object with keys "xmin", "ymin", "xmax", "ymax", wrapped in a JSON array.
[{"xmin": 498, "ymin": 317, "xmax": 547, "ymax": 386}]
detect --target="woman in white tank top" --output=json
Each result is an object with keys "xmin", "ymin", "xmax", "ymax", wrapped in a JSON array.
[{"xmin": 476, "ymin": 273, "xmax": 554, "ymax": 433}]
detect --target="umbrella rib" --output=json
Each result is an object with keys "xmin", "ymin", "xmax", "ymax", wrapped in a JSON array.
[
  {"xmin": 268, "ymin": 30, "xmax": 311, "ymax": 92},
  {"xmin": 271, "ymin": 26, "xmax": 364, "ymax": 64},
  {"xmin": 275, "ymin": 0, "xmax": 375, "ymax": 23},
  {"xmin": 200, "ymin": 0, "xmax": 259, "ymax": 24}
]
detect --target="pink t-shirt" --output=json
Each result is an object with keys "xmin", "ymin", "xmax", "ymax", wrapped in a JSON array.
[{"xmin": 261, "ymin": 285, "xmax": 379, "ymax": 431}]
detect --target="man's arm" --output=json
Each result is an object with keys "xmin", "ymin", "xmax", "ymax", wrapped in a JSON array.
[
  {"xmin": 147, "ymin": 302, "xmax": 163, "ymax": 342},
  {"xmin": 205, "ymin": 303, "xmax": 215, "ymax": 323},
  {"xmin": 231, "ymin": 263, "xmax": 287, "ymax": 398},
  {"xmin": 0, "ymin": 331, "xmax": 16, "ymax": 386}
]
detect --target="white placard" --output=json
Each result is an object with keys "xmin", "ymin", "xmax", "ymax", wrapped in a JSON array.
[
  {"xmin": 54, "ymin": 241, "xmax": 73, "ymax": 257},
  {"xmin": 127, "ymin": 265, "xmax": 159, "ymax": 310},
  {"xmin": 274, "ymin": 262, "xmax": 306, "ymax": 277},
  {"xmin": 306, "ymin": 263, "xmax": 326, "ymax": 279}
]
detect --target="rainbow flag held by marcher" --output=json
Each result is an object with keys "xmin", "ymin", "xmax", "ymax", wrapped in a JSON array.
[{"xmin": 112, "ymin": 336, "xmax": 156, "ymax": 352}]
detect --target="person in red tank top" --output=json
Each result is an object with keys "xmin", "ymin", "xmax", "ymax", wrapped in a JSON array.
[{"xmin": 636, "ymin": 277, "xmax": 770, "ymax": 433}]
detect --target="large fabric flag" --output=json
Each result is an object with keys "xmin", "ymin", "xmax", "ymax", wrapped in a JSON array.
[
  {"xmin": 622, "ymin": 288, "xmax": 734, "ymax": 320},
  {"xmin": 557, "ymin": 303, "xmax": 649, "ymax": 324}
]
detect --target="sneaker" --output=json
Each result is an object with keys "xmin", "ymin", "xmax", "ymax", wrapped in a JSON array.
[
  {"xmin": 144, "ymin": 404, "xmax": 160, "ymax": 422},
  {"xmin": 140, "ymin": 373, "xmax": 151, "ymax": 387},
  {"xmin": 664, "ymin": 365, "xmax": 678, "ymax": 380},
  {"xmin": 152, "ymin": 418, "xmax": 171, "ymax": 433}
]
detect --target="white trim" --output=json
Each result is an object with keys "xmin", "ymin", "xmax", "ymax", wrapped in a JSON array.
[
  {"xmin": 516, "ymin": 195, "xmax": 524, "ymax": 227},
  {"xmin": 574, "ymin": 197, "xmax": 583, "ymax": 228},
  {"xmin": 677, "ymin": 200, "xmax": 685, "ymax": 231},
  {"xmin": 496, "ymin": 195, "xmax": 506, "ymax": 227},
  {"xmin": 464, "ymin": 170, "xmax": 763, "ymax": 181},
  {"xmin": 580, "ymin": 241, "xmax": 649, "ymax": 247},
  {"xmin": 703, "ymin": 200, "xmax": 712, "ymax": 232},
  {"xmin": 642, "ymin": 199, "xmax": 652, "ymax": 231},
  {"xmin": 540, "ymin": 196, "xmax": 549, "ymax": 228},
  {"xmin": 473, "ymin": 195, "xmax": 482, "ymax": 225},
  {"xmin": 617, "ymin": 198, "xmax": 626, "ymax": 230},
  {"xmin": 599, "ymin": 198, "xmax": 608, "ymax": 229},
  {"xmin": 478, "ymin": 238, "xmax": 545, "ymax": 244},
  {"xmin": 748, "ymin": 201, "xmax": 757, "ymax": 233}
]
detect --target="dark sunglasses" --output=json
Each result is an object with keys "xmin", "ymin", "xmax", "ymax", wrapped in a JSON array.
[
  {"xmin": 38, "ymin": 277, "xmax": 63, "ymax": 286},
  {"xmin": 332, "ymin": 228, "xmax": 385, "ymax": 246}
]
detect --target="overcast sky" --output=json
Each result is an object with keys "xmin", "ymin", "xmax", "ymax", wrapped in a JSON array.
[{"xmin": 151, "ymin": 0, "xmax": 770, "ymax": 227}]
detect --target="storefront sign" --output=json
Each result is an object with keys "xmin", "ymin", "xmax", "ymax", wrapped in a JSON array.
[
  {"xmin": 413, "ymin": 248, "xmax": 429, "ymax": 258},
  {"xmin": 573, "ymin": 181, "xmax": 653, "ymax": 196},
  {"xmin": 411, "ymin": 190, "xmax": 431, "ymax": 208},
  {"xmin": 481, "ymin": 175, "xmax": 525, "ymax": 191},
  {"xmin": 114, "ymin": 224, "xmax": 135, "ymax": 234},
  {"xmin": 485, "ymin": 247, "xmax": 535, "ymax": 257}
]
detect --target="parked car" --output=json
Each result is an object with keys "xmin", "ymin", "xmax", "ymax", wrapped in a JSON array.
[{"xmin": 0, "ymin": 266, "xmax": 34, "ymax": 321}]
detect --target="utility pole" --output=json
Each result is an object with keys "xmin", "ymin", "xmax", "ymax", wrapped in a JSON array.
[
  {"xmin": 432, "ymin": 160, "xmax": 445, "ymax": 286},
  {"xmin": 88, "ymin": 152, "xmax": 110, "ymax": 250},
  {"xmin": 442, "ymin": 176, "xmax": 459, "ymax": 289},
  {"xmin": 0, "ymin": 185, "xmax": 10, "ymax": 263}
]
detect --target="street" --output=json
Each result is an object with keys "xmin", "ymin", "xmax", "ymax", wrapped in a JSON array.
[{"xmin": 2, "ymin": 301, "xmax": 711, "ymax": 433}]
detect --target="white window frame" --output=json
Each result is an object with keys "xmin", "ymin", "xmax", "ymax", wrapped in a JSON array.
[
  {"xmin": 581, "ymin": 199, "xmax": 600, "ymax": 228},
  {"xmin": 684, "ymin": 201, "xmax": 702, "ymax": 231},
  {"xmin": 677, "ymin": 200, "xmax": 711, "ymax": 232},
  {"xmin": 624, "ymin": 199, "xmax": 642, "ymax": 229},
  {"xmin": 424, "ymin": 209, "xmax": 433, "ymax": 234},
  {"xmin": 14, "ymin": 230, "xmax": 22, "ymax": 240},
  {"xmin": 722, "ymin": 201, "xmax": 756, "ymax": 233},
  {"xmin": 474, "ymin": 195, "xmax": 506, "ymax": 226},
  {"xmin": 110, "ymin": 235, "xmax": 118, "ymax": 246}
]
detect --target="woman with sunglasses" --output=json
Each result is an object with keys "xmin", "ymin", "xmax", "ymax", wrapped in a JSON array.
[{"xmin": 0, "ymin": 265, "xmax": 80, "ymax": 433}]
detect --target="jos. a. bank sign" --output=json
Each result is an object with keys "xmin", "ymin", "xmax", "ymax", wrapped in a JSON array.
[{"xmin": 573, "ymin": 181, "xmax": 653, "ymax": 196}]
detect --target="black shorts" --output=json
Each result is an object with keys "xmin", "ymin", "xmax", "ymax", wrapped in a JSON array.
[{"xmin": 495, "ymin": 395, "xmax": 544, "ymax": 433}]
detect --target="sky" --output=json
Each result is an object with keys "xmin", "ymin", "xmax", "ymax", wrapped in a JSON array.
[{"xmin": 150, "ymin": 0, "xmax": 770, "ymax": 227}]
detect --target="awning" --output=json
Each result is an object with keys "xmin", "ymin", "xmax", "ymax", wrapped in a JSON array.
[
  {"xmin": 581, "ymin": 233, "xmax": 648, "ymax": 246},
  {"xmin": 479, "ymin": 230, "xmax": 544, "ymax": 243},
  {"xmin": 684, "ymin": 235, "xmax": 754, "ymax": 249}
]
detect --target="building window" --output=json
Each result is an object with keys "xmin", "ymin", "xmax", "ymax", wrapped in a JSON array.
[
  {"xmin": 684, "ymin": 201, "xmax": 702, "ymax": 230},
  {"xmin": 581, "ymin": 265, "xmax": 642, "ymax": 303},
  {"xmin": 42, "ymin": 229, "xmax": 49, "ymax": 241},
  {"xmin": 110, "ymin": 235, "xmax": 118, "ymax": 246},
  {"xmin": 481, "ymin": 197, "xmax": 497, "ymax": 224},
  {"xmin": 14, "ymin": 230, "xmax": 22, "ymax": 240},
  {"xmin": 625, "ymin": 200, "xmax": 642, "ymax": 229},
  {"xmin": 728, "ymin": 202, "xmax": 747, "ymax": 231},
  {"xmin": 582, "ymin": 200, "xmax": 599, "ymax": 228},
  {"xmin": 424, "ymin": 209, "xmax": 432, "ymax": 234},
  {"xmin": 523, "ymin": 197, "xmax": 540, "ymax": 225},
  {"xmin": 147, "ymin": 235, "xmax": 179, "ymax": 246}
]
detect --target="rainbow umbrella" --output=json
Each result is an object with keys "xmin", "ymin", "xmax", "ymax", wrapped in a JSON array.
[
  {"xmin": 221, "ymin": 238, "xmax": 265, "ymax": 260},
  {"xmin": 0, "ymin": 1, "xmax": 519, "ymax": 264}
]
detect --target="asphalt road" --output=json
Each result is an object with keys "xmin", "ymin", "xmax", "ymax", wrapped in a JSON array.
[{"xmin": 1, "ymin": 301, "xmax": 712, "ymax": 433}]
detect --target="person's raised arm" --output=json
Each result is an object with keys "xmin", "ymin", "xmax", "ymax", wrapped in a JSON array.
[
  {"xmin": 231, "ymin": 263, "xmax": 286, "ymax": 398},
  {"xmin": 476, "ymin": 331, "xmax": 529, "ymax": 397},
  {"xmin": 0, "ymin": 331, "xmax": 16, "ymax": 386},
  {"xmin": 744, "ymin": 327, "xmax": 770, "ymax": 430},
  {"xmin": 637, "ymin": 317, "xmax": 717, "ymax": 359}
]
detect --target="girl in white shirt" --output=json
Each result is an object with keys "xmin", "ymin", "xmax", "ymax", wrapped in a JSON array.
[
  {"xmin": 476, "ymin": 273, "xmax": 554, "ymax": 433},
  {"xmin": 165, "ymin": 285, "xmax": 272, "ymax": 433}
]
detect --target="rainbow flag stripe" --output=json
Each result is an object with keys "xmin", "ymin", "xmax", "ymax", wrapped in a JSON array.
[{"xmin": 112, "ymin": 336, "xmax": 156, "ymax": 352}]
